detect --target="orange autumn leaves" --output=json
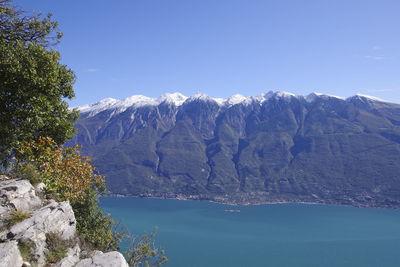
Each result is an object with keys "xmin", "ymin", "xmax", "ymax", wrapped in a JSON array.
[{"xmin": 15, "ymin": 136, "xmax": 104, "ymax": 205}]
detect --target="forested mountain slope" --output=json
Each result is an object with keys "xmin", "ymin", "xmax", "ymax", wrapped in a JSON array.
[{"xmin": 69, "ymin": 92, "xmax": 400, "ymax": 207}]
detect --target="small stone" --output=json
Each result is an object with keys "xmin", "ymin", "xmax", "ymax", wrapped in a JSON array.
[{"xmin": 34, "ymin": 183, "xmax": 46, "ymax": 193}]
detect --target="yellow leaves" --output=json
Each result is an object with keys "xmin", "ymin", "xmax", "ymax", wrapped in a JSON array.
[
  {"xmin": 16, "ymin": 136, "xmax": 105, "ymax": 205},
  {"xmin": 15, "ymin": 137, "xmax": 120, "ymax": 252}
]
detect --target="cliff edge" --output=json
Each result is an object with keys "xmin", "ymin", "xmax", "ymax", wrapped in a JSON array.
[{"xmin": 0, "ymin": 175, "xmax": 128, "ymax": 267}]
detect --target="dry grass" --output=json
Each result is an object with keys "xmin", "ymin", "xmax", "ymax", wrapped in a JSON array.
[
  {"xmin": 5, "ymin": 210, "xmax": 31, "ymax": 227},
  {"xmin": 45, "ymin": 232, "xmax": 73, "ymax": 263}
]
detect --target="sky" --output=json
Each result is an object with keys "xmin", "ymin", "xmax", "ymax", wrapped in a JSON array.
[{"xmin": 14, "ymin": 0, "xmax": 400, "ymax": 106}]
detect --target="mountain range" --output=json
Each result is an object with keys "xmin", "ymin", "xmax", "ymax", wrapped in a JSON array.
[{"xmin": 69, "ymin": 91, "xmax": 400, "ymax": 208}]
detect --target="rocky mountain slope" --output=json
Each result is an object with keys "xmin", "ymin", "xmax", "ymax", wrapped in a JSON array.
[
  {"xmin": 0, "ymin": 175, "xmax": 128, "ymax": 266},
  {"xmin": 70, "ymin": 91, "xmax": 400, "ymax": 208}
]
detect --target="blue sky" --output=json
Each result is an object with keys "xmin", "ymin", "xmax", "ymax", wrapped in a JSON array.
[{"xmin": 15, "ymin": 0, "xmax": 400, "ymax": 106}]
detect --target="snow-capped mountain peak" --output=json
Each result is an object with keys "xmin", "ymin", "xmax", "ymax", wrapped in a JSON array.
[
  {"xmin": 75, "ymin": 91, "xmax": 392, "ymax": 117},
  {"xmin": 119, "ymin": 95, "xmax": 158, "ymax": 108},
  {"xmin": 76, "ymin": 98, "xmax": 118, "ymax": 116}
]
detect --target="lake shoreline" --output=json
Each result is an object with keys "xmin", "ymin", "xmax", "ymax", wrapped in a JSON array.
[{"xmin": 105, "ymin": 192, "xmax": 400, "ymax": 210}]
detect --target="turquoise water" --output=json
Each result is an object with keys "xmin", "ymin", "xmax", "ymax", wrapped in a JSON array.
[{"xmin": 100, "ymin": 197, "xmax": 400, "ymax": 267}]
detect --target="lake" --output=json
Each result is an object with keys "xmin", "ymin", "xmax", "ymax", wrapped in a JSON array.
[{"xmin": 100, "ymin": 197, "xmax": 400, "ymax": 267}]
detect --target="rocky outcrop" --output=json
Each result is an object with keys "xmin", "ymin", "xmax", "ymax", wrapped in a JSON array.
[
  {"xmin": 0, "ymin": 200, "xmax": 77, "ymax": 265},
  {"xmin": 0, "ymin": 241, "xmax": 23, "ymax": 267},
  {"xmin": 0, "ymin": 176, "xmax": 129, "ymax": 267},
  {"xmin": 55, "ymin": 244, "xmax": 80, "ymax": 267},
  {"xmin": 0, "ymin": 179, "xmax": 42, "ymax": 213},
  {"xmin": 75, "ymin": 251, "xmax": 129, "ymax": 267},
  {"xmin": 53, "ymin": 247, "xmax": 130, "ymax": 267},
  {"xmin": 3, "ymin": 200, "xmax": 76, "ymax": 240}
]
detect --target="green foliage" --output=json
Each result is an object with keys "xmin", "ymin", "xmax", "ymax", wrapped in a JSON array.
[
  {"xmin": 0, "ymin": 0, "xmax": 61, "ymax": 46},
  {"xmin": 15, "ymin": 137, "xmax": 104, "ymax": 205},
  {"xmin": 0, "ymin": 0, "xmax": 78, "ymax": 166},
  {"xmin": 15, "ymin": 137, "xmax": 168, "ymax": 262},
  {"xmin": 124, "ymin": 231, "xmax": 168, "ymax": 267},
  {"xmin": 1, "ymin": 3, "xmax": 168, "ymax": 265},
  {"xmin": 18, "ymin": 239, "xmax": 36, "ymax": 263},
  {"xmin": 73, "ymin": 188, "xmax": 122, "ymax": 252},
  {"xmin": 5, "ymin": 210, "xmax": 31, "ymax": 227},
  {"xmin": 11, "ymin": 162, "xmax": 42, "ymax": 185},
  {"xmin": 45, "ymin": 232, "xmax": 70, "ymax": 263},
  {"xmin": 15, "ymin": 137, "xmax": 121, "ymax": 252}
]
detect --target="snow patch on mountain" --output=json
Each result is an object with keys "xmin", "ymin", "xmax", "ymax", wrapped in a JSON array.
[
  {"xmin": 262, "ymin": 91, "xmax": 299, "ymax": 102},
  {"xmin": 158, "ymin": 92, "xmax": 188, "ymax": 106},
  {"xmin": 306, "ymin": 92, "xmax": 345, "ymax": 102},
  {"xmin": 226, "ymin": 94, "xmax": 252, "ymax": 105},
  {"xmin": 189, "ymin": 93, "xmax": 213, "ymax": 102},
  {"xmin": 352, "ymin": 94, "xmax": 387, "ymax": 102},
  {"xmin": 272, "ymin": 91, "xmax": 297, "ymax": 98},
  {"xmin": 119, "ymin": 95, "xmax": 158, "ymax": 108},
  {"xmin": 76, "ymin": 98, "xmax": 119, "ymax": 116}
]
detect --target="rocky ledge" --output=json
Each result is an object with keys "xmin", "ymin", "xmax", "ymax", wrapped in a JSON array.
[{"xmin": 0, "ymin": 175, "xmax": 129, "ymax": 267}]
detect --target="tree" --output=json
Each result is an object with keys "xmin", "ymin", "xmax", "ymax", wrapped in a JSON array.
[
  {"xmin": 0, "ymin": 0, "xmax": 62, "ymax": 46},
  {"xmin": 1, "ymin": 2, "xmax": 168, "ymax": 265},
  {"xmin": 0, "ymin": 0, "xmax": 78, "ymax": 165}
]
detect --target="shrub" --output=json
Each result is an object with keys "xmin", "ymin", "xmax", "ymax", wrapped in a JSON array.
[
  {"xmin": 124, "ymin": 231, "xmax": 168, "ymax": 267},
  {"xmin": 18, "ymin": 240, "xmax": 36, "ymax": 263},
  {"xmin": 15, "ymin": 137, "xmax": 120, "ymax": 251},
  {"xmin": 11, "ymin": 163, "xmax": 43, "ymax": 185},
  {"xmin": 15, "ymin": 137, "xmax": 103, "ymax": 205},
  {"xmin": 73, "ymin": 189, "xmax": 123, "ymax": 252}
]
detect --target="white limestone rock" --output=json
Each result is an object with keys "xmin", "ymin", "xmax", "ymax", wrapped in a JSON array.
[
  {"xmin": 75, "ymin": 251, "xmax": 129, "ymax": 267},
  {"xmin": 0, "ymin": 240, "xmax": 23, "ymax": 267},
  {"xmin": 0, "ymin": 200, "xmax": 76, "ymax": 266},
  {"xmin": 3, "ymin": 200, "xmax": 76, "ymax": 241},
  {"xmin": 0, "ymin": 179, "xmax": 42, "ymax": 212},
  {"xmin": 0, "ymin": 205, "xmax": 9, "ymax": 222},
  {"xmin": 0, "ymin": 177, "xmax": 127, "ymax": 267}
]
